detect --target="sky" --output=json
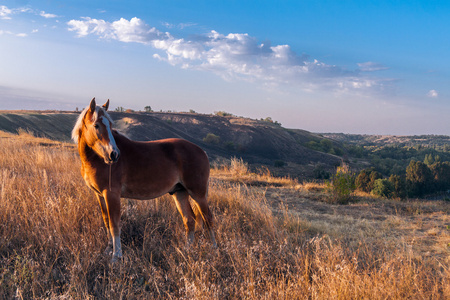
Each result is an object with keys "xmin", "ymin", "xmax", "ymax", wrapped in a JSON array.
[{"xmin": 1, "ymin": 0, "xmax": 450, "ymax": 135}]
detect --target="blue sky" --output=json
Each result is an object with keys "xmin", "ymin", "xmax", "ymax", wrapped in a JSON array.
[{"xmin": 1, "ymin": 0, "xmax": 449, "ymax": 134}]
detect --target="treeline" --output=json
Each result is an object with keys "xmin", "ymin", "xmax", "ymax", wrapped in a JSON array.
[
  {"xmin": 311, "ymin": 134, "xmax": 450, "ymax": 199},
  {"xmin": 355, "ymin": 160, "xmax": 450, "ymax": 199},
  {"xmin": 328, "ymin": 159, "xmax": 450, "ymax": 203},
  {"xmin": 347, "ymin": 144, "xmax": 450, "ymax": 177}
]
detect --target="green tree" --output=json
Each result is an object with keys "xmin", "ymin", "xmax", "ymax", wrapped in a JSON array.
[
  {"xmin": 406, "ymin": 160, "xmax": 434, "ymax": 197},
  {"xmin": 424, "ymin": 153, "xmax": 434, "ymax": 166},
  {"xmin": 369, "ymin": 171, "xmax": 382, "ymax": 191},
  {"xmin": 372, "ymin": 179, "xmax": 394, "ymax": 198},
  {"xmin": 320, "ymin": 139, "xmax": 332, "ymax": 153},
  {"xmin": 306, "ymin": 141, "xmax": 320, "ymax": 151},
  {"xmin": 144, "ymin": 106, "xmax": 152, "ymax": 112},
  {"xmin": 389, "ymin": 174, "xmax": 407, "ymax": 199},
  {"xmin": 430, "ymin": 161, "xmax": 450, "ymax": 191},
  {"xmin": 355, "ymin": 169, "xmax": 371, "ymax": 192}
]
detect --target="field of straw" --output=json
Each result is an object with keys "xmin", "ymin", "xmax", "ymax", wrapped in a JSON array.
[{"xmin": 0, "ymin": 131, "xmax": 449, "ymax": 299}]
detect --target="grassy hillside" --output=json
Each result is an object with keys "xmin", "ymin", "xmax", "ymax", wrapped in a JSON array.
[
  {"xmin": 0, "ymin": 111, "xmax": 78, "ymax": 141},
  {"xmin": 0, "ymin": 131, "xmax": 448, "ymax": 298},
  {"xmin": 0, "ymin": 110, "xmax": 341, "ymax": 178}
]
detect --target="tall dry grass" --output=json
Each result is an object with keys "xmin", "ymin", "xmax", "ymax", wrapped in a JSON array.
[{"xmin": 0, "ymin": 132, "xmax": 448, "ymax": 299}]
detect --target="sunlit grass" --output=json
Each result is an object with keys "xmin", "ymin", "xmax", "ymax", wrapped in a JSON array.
[{"xmin": 0, "ymin": 132, "xmax": 448, "ymax": 299}]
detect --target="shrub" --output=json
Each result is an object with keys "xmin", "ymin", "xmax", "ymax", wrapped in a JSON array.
[
  {"xmin": 328, "ymin": 164, "xmax": 355, "ymax": 204},
  {"xmin": 313, "ymin": 164, "xmax": 330, "ymax": 180},
  {"xmin": 230, "ymin": 157, "xmax": 249, "ymax": 176},
  {"xmin": 225, "ymin": 141, "xmax": 236, "ymax": 151},
  {"xmin": 372, "ymin": 179, "xmax": 394, "ymax": 198},
  {"xmin": 215, "ymin": 111, "xmax": 234, "ymax": 117},
  {"xmin": 203, "ymin": 133, "xmax": 220, "ymax": 144},
  {"xmin": 261, "ymin": 117, "xmax": 282, "ymax": 126}
]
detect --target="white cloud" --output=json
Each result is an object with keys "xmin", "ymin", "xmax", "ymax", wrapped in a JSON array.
[
  {"xmin": 67, "ymin": 16, "xmax": 389, "ymax": 94},
  {"xmin": 0, "ymin": 30, "xmax": 13, "ymax": 35},
  {"xmin": 111, "ymin": 17, "xmax": 165, "ymax": 43},
  {"xmin": 40, "ymin": 11, "xmax": 58, "ymax": 18},
  {"xmin": 68, "ymin": 17, "xmax": 167, "ymax": 42},
  {"xmin": 18, "ymin": 7, "xmax": 32, "ymax": 13},
  {"xmin": 357, "ymin": 62, "xmax": 389, "ymax": 72},
  {"xmin": 0, "ymin": 5, "xmax": 58, "ymax": 20},
  {"xmin": 16, "ymin": 33, "xmax": 27, "ymax": 37},
  {"xmin": 0, "ymin": 5, "xmax": 12, "ymax": 19},
  {"xmin": 179, "ymin": 22, "xmax": 197, "ymax": 29},
  {"xmin": 427, "ymin": 89, "xmax": 438, "ymax": 98},
  {"xmin": 162, "ymin": 22, "xmax": 197, "ymax": 29},
  {"xmin": 161, "ymin": 22, "xmax": 174, "ymax": 29}
]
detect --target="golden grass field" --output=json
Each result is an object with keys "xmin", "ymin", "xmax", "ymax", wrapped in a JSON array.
[{"xmin": 0, "ymin": 130, "xmax": 449, "ymax": 299}]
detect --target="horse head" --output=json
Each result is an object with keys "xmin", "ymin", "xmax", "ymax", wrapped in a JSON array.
[{"xmin": 74, "ymin": 98, "xmax": 120, "ymax": 164}]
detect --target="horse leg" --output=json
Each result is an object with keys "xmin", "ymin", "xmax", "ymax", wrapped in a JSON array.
[
  {"xmin": 171, "ymin": 190, "xmax": 196, "ymax": 246},
  {"xmin": 189, "ymin": 195, "xmax": 217, "ymax": 247},
  {"xmin": 103, "ymin": 190, "xmax": 122, "ymax": 262},
  {"xmin": 95, "ymin": 194, "xmax": 113, "ymax": 255}
]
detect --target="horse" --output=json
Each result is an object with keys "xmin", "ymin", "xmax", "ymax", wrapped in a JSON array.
[{"xmin": 72, "ymin": 98, "xmax": 216, "ymax": 262}]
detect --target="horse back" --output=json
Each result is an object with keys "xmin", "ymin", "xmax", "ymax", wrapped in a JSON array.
[{"xmin": 115, "ymin": 135, "xmax": 210, "ymax": 199}]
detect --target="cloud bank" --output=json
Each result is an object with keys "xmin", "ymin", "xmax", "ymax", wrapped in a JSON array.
[{"xmin": 67, "ymin": 16, "xmax": 391, "ymax": 94}]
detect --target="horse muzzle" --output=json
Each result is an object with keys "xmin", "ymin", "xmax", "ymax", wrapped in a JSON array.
[{"xmin": 107, "ymin": 149, "xmax": 120, "ymax": 164}]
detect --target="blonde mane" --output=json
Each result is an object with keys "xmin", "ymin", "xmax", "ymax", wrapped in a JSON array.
[{"xmin": 71, "ymin": 105, "xmax": 114, "ymax": 143}]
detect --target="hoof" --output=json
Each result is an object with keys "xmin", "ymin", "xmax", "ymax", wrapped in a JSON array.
[
  {"xmin": 111, "ymin": 254, "xmax": 123, "ymax": 263},
  {"xmin": 104, "ymin": 244, "xmax": 113, "ymax": 256},
  {"xmin": 187, "ymin": 231, "xmax": 195, "ymax": 246},
  {"xmin": 210, "ymin": 231, "xmax": 217, "ymax": 248}
]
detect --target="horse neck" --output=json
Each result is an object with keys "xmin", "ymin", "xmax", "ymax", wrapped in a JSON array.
[
  {"xmin": 111, "ymin": 131, "xmax": 129, "ymax": 149},
  {"xmin": 78, "ymin": 137, "xmax": 102, "ymax": 167}
]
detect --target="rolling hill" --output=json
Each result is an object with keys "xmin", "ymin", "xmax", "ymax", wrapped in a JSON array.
[{"xmin": 0, "ymin": 110, "xmax": 341, "ymax": 178}]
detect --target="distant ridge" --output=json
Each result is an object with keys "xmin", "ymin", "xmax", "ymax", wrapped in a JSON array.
[{"xmin": 0, "ymin": 110, "xmax": 341, "ymax": 178}]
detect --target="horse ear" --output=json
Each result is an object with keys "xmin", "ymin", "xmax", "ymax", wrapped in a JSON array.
[
  {"xmin": 103, "ymin": 99, "xmax": 110, "ymax": 111},
  {"xmin": 89, "ymin": 97, "xmax": 96, "ymax": 113}
]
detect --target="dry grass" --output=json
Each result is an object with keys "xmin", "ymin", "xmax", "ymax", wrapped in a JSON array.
[
  {"xmin": 211, "ymin": 157, "xmax": 298, "ymax": 188},
  {"xmin": 0, "ymin": 133, "xmax": 449, "ymax": 299}
]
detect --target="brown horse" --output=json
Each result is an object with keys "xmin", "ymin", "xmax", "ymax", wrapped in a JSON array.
[{"xmin": 72, "ymin": 98, "xmax": 216, "ymax": 261}]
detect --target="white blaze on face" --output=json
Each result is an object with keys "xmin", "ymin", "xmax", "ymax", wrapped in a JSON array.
[{"xmin": 101, "ymin": 116, "xmax": 118, "ymax": 152}]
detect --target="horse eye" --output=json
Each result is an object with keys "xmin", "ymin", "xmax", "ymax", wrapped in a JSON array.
[{"xmin": 93, "ymin": 124, "xmax": 100, "ymax": 129}]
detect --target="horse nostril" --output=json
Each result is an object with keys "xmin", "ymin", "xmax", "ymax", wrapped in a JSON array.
[{"xmin": 110, "ymin": 151, "xmax": 119, "ymax": 162}]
